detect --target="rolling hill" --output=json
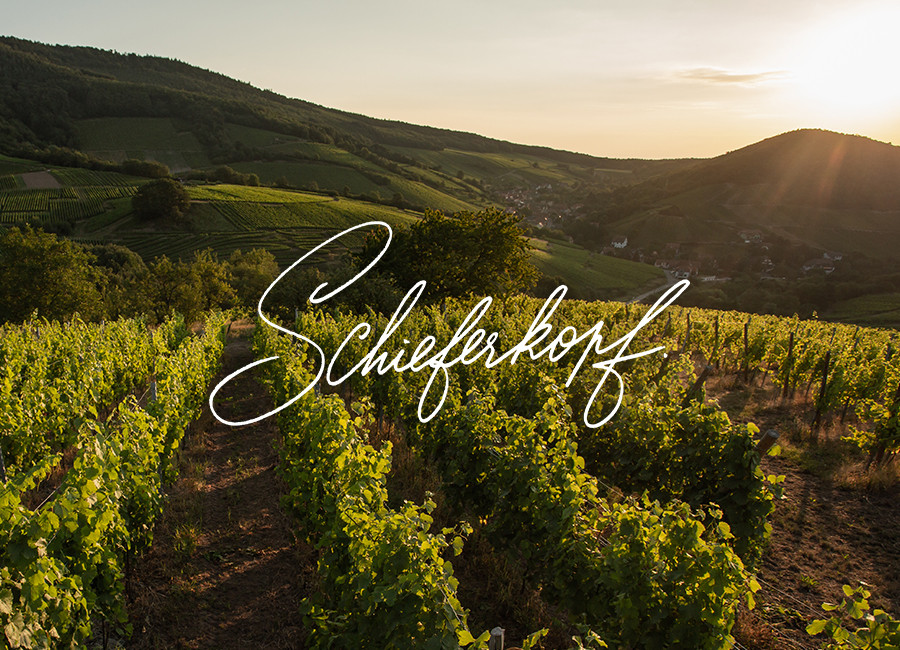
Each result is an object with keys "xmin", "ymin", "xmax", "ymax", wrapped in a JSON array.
[
  {"xmin": 582, "ymin": 129, "xmax": 900, "ymax": 260},
  {"xmin": 0, "ymin": 36, "xmax": 677, "ymax": 297},
  {"xmin": 5, "ymin": 36, "xmax": 900, "ymax": 314},
  {"xmin": 0, "ymin": 36, "xmax": 682, "ymax": 207}
]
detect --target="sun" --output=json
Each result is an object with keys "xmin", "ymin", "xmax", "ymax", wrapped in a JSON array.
[{"xmin": 786, "ymin": 4, "xmax": 900, "ymax": 125}]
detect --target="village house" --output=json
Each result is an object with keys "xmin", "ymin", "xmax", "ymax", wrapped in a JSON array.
[
  {"xmin": 802, "ymin": 258, "xmax": 835, "ymax": 274},
  {"xmin": 671, "ymin": 260, "xmax": 699, "ymax": 279}
]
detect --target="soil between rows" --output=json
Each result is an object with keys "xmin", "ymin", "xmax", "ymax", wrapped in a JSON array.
[{"xmin": 129, "ymin": 322, "xmax": 314, "ymax": 649}]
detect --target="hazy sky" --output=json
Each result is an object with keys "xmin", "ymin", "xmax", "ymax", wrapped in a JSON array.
[{"xmin": 6, "ymin": 0, "xmax": 900, "ymax": 158}]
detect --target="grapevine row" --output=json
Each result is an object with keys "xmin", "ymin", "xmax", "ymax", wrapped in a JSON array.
[
  {"xmin": 0, "ymin": 311, "xmax": 229, "ymax": 648},
  {"xmin": 254, "ymin": 323, "xmax": 494, "ymax": 649},
  {"xmin": 0, "ymin": 315, "xmax": 188, "ymax": 477}
]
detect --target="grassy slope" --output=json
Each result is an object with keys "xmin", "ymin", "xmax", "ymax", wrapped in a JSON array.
[
  {"xmin": 0, "ymin": 153, "xmax": 43, "ymax": 176},
  {"xmin": 824, "ymin": 293, "xmax": 900, "ymax": 329},
  {"xmin": 85, "ymin": 182, "xmax": 421, "ymax": 265},
  {"xmin": 76, "ymin": 115, "xmax": 484, "ymax": 213},
  {"xmin": 75, "ymin": 117, "xmax": 210, "ymax": 170},
  {"xmin": 0, "ymin": 158, "xmax": 664, "ymax": 291},
  {"xmin": 529, "ymin": 237, "xmax": 664, "ymax": 298}
]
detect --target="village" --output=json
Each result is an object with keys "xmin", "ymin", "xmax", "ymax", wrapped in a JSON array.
[{"xmin": 498, "ymin": 182, "xmax": 844, "ymax": 286}]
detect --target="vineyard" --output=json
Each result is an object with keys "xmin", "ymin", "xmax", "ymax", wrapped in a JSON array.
[
  {"xmin": 1, "ymin": 291, "xmax": 899, "ymax": 648},
  {"xmin": 0, "ymin": 312, "xmax": 229, "ymax": 648},
  {"xmin": 0, "ymin": 186, "xmax": 138, "ymax": 225},
  {"xmin": 229, "ymin": 290, "xmax": 900, "ymax": 648}
]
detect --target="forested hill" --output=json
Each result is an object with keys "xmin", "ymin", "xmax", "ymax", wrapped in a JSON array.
[
  {"xmin": 593, "ymin": 129, "xmax": 900, "ymax": 218},
  {"xmin": 0, "ymin": 36, "xmax": 657, "ymax": 169}
]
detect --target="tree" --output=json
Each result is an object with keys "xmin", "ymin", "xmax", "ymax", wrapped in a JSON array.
[
  {"xmin": 227, "ymin": 248, "xmax": 279, "ymax": 307},
  {"xmin": 189, "ymin": 249, "xmax": 235, "ymax": 313},
  {"xmin": 132, "ymin": 178, "xmax": 190, "ymax": 221},
  {"xmin": 121, "ymin": 158, "xmax": 169, "ymax": 178},
  {"xmin": 0, "ymin": 226, "xmax": 107, "ymax": 323},
  {"xmin": 86, "ymin": 243, "xmax": 149, "ymax": 318},
  {"xmin": 358, "ymin": 208, "xmax": 538, "ymax": 301}
]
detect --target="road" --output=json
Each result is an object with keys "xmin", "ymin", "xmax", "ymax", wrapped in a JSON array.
[{"xmin": 627, "ymin": 270, "xmax": 679, "ymax": 304}]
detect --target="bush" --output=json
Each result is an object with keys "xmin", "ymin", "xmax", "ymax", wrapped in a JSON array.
[{"xmin": 132, "ymin": 178, "xmax": 190, "ymax": 221}]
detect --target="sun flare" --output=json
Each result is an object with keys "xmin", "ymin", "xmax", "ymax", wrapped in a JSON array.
[{"xmin": 788, "ymin": 5, "xmax": 900, "ymax": 124}]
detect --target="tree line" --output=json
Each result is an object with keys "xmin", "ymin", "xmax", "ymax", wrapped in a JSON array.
[
  {"xmin": 0, "ymin": 208, "xmax": 539, "ymax": 325},
  {"xmin": 0, "ymin": 227, "xmax": 278, "ymax": 324}
]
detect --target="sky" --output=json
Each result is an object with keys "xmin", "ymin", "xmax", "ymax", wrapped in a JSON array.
[{"xmin": 5, "ymin": 0, "xmax": 900, "ymax": 159}]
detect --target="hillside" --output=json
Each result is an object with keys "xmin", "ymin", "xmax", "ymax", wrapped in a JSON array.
[
  {"xmin": 0, "ymin": 153, "xmax": 663, "ymax": 297},
  {"xmin": 668, "ymin": 129, "xmax": 900, "ymax": 210},
  {"xmin": 5, "ymin": 38, "xmax": 900, "ymax": 319},
  {"xmin": 0, "ymin": 36, "xmax": 683, "ymax": 211},
  {"xmin": 580, "ymin": 129, "xmax": 900, "ymax": 259},
  {"xmin": 0, "ymin": 36, "xmax": 677, "ymax": 297}
]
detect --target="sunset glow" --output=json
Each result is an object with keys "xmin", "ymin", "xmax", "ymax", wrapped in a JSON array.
[
  {"xmin": 787, "ymin": 5, "xmax": 900, "ymax": 125},
  {"xmin": 4, "ymin": 0, "xmax": 900, "ymax": 157}
]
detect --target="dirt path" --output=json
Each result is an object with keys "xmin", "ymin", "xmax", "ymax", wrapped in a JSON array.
[
  {"xmin": 129, "ymin": 322, "xmax": 313, "ymax": 649},
  {"xmin": 746, "ymin": 455, "xmax": 900, "ymax": 649},
  {"xmin": 710, "ymin": 375, "xmax": 900, "ymax": 649}
]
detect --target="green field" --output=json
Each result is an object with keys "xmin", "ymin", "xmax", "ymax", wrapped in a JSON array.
[
  {"xmin": 183, "ymin": 184, "xmax": 419, "ymax": 229},
  {"xmin": 69, "ymin": 180, "xmax": 420, "ymax": 263},
  {"xmin": 0, "ymin": 154, "xmax": 42, "ymax": 177},
  {"xmin": 76, "ymin": 117, "xmax": 203, "ymax": 152},
  {"xmin": 230, "ymin": 161, "xmax": 382, "ymax": 195},
  {"xmin": 75, "ymin": 117, "xmax": 210, "ymax": 170},
  {"xmin": 388, "ymin": 147, "xmax": 605, "ymax": 188},
  {"xmin": 223, "ymin": 125, "xmax": 374, "ymax": 167},
  {"xmin": 529, "ymin": 237, "xmax": 664, "ymax": 298},
  {"xmin": 228, "ymin": 161, "xmax": 481, "ymax": 213},
  {"xmin": 824, "ymin": 293, "xmax": 900, "ymax": 329}
]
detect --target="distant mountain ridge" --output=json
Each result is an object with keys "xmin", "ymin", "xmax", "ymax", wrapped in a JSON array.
[
  {"xmin": 0, "ymin": 36, "xmax": 650, "ymax": 167},
  {"xmin": 3, "ymin": 35, "xmax": 900, "ymax": 263},
  {"xmin": 578, "ymin": 129, "xmax": 900, "ymax": 262},
  {"xmin": 666, "ymin": 129, "xmax": 900, "ymax": 211}
]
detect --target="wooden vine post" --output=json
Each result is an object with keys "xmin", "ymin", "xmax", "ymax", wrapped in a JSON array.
[
  {"xmin": 683, "ymin": 312, "xmax": 692, "ymax": 352},
  {"xmin": 742, "ymin": 317, "xmax": 750, "ymax": 382},
  {"xmin": 755, "ymin": 429, "xmax": 780, "ymax": 455},
  {"xmin": 682, "ymin": 365, "xmax": 713, "ymax": 408},
  {"xmin": 652, "ymin": 352, "xmax": 672, "ymax": 384},
  {"xmin": 811, "ymin": 350, "xmax": 831, "ymax": 432},
  {"xmin": 782, "ymin": 331, "xmax": 794, "ymax": 400},
  {"xmin": 713, "ymin": 314, "xmax": 720, "ymax": 370},
  {"xmin": 489, "ymin": 627, "xmax": 505, "ymax": 650}
]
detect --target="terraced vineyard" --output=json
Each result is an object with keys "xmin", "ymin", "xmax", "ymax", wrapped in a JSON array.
[
  {"xmin": 0, "ymin": 161, "xmax": 666, "ymax": 295},
  {"xmin": 0, "ymin": 163, "xmax": 142, "ymax": 225}
]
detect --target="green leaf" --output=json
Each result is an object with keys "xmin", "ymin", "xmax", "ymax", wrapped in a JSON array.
[
  {"xmin": 806, "ymin": 619, "xmax": 828, "ymax": 635},
  {"xmin": 457, "ymin": 629, "xmax": 476, "ymax": 646}
]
